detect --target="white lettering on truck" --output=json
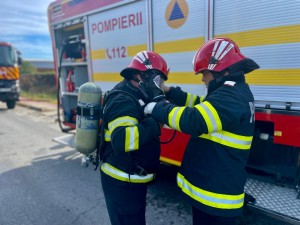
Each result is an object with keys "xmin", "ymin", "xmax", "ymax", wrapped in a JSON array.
[
  {"xmin": 92, "ymin": 12, "xmax": 143, "ymax": 34},
  {"xmin": 0, "ymin": 70, "xmax": 7, "ymax": 75}
]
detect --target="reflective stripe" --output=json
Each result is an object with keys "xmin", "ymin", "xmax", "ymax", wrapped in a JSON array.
[
  {"xmin": 195, "ymin": 102, "xmax": 222, "ymax": 133},
  {"xmin": 168, "ymin": 107, "xmax": 185, "ymax": 131},
  {"xmin": 104, "ymin": 129, "xmax": 111, "ymax": 141},
  {"xmin": 108, "ymin": 116, "xmax": 138, "ymax": 134},
  {"xmin": 185, "ymin": 93, "xmax": 198, "ymax": 107},
  {"xmin": 200, "ymin": 130, "xmax": 253, "ymax": 150},
  {"xmin": 199, "ymin": 95, "xmax": 205, "ymax": 103},
  {"xmin": 125, "ymin": 126, "xmax": 139, "ymax": 152},
  {"xmin": 177, "ymin": 173, "xmax": 244, "ymax": 209},
  {"xmin": 101, "ymin": 163, "xmax": 154, "ymax": 183}
]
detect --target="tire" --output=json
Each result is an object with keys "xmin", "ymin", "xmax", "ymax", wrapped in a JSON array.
[{"xmin": 6, "ymin": 100, "xmax": 16, "ymax": 109}]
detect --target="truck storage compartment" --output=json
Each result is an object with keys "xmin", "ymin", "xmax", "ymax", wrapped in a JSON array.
[{"xmin": 247, "ymin": 120, "xmax": 300, "ymax": 185}]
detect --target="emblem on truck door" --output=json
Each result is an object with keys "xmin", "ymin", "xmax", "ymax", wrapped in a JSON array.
[{"xmin": 165, "ymin": 0, "xmax": 189, "ymax": 29}]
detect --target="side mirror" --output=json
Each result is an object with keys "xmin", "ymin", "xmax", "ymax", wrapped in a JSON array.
[
  {"xmin": 18, "ymin": 56, "xmax": 23, "ymax": 66},
  {"xmin": 17, "ymin": 50, "xmax": 22, "ymax": 65}
]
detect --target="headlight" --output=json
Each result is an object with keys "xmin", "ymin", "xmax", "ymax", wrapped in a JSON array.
[{"xmin": 11, "ymin": 80, "xmax": 20, "ymax": 91}]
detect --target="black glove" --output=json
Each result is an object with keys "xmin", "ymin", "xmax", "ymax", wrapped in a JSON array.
[
  {"xmin": 150, "ymin": 75, "xmax": 165, "ymax": 102},
  {"xmin": 139, "ymin": 70, "xmax": 166, "ymax": 102}
]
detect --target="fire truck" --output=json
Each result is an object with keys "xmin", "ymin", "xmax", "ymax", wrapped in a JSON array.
[
  {"xmin": 0, "ymin": 42, "xmax": 22, "ymax": 109},
  {"xmin": 48, "ymin": 0, "xmax": 300, "ymax": 223}
]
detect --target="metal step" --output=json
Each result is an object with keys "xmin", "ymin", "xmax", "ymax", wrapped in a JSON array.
[{"xmin": 245, "ymin": 178, "xmax": 300, "ymax": 224}]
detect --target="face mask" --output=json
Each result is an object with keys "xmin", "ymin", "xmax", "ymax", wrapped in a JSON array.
[{"xmin": 138, "ymin": 71, "xmax": 165, "ymax": 102}]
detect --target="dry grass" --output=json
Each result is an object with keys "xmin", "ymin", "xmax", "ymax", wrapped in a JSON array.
[{"xmin": 20, "ymin": 73, "xmax": 57, "ymax": 103}]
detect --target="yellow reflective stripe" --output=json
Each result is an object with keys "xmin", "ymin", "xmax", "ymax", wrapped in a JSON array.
[
  {"xmin": 104, "ymin": 129, "xmax": 111, "ymax": 141},
  {"xmin": 177, "ymin": 173, "xmax": 244, "ymax": 209},
  {"xmin": 125, "ymin": 126, "xmax": 139, "ymax": 152},
  {"xmin": 185, "ymin": 93, "xmax": 198, "ymax": 107},
  {"xmin": 200, "ymin": 95, "xmax": 205, "ymax": 103},
  {"xmin": 195, "ymin": 102, "xmax": 222, "ymax": 133},
  {"xmin": 168, "ymin": 107, "xmax": 185, "ymax": 131},
  {"xmin": 101, "ymin": 163, "xmax": 154, "ymax": 183},
  {"xmin": 108, "ymin": 116, "xmax": 138, "ymax": 134},
  {"xmin": 200, "ymin": 130, "xmax": 253, "ymax": 150}
]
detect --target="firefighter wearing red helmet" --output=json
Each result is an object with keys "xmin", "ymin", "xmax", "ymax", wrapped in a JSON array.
[
  {"xmin": 144, "ymin": 37, "xmax": 259, "ymax": 225},
  {"xmin": 100, "ymin": 50, "xmax": 169, "ymax": 225}
]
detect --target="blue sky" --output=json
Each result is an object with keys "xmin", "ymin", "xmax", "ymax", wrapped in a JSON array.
[{"xmin": 0, "ymin": 0, "xmax": 54, "ymax": 60}]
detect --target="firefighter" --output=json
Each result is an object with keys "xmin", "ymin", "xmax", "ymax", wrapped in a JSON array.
[
  {"xmin": 144, "ymin": 37, "xmax": 260, "ymax": 225},
  {"xmin": 100, "ymin": 50, "xmax": 169, "ymax": 225}
]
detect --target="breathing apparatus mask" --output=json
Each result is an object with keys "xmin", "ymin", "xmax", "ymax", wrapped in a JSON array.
[{"xmin": 137, "ymin": 70, "xmax": 166, "ymax": 102}]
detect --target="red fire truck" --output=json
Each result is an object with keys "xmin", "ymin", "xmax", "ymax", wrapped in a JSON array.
[
  {"xmin": 48, "ymin": 0, "xmax": 300, "ymax": 223},
  {"xmin": 0, "ymin": 42, "xmax": 22, "ymax": 109}
]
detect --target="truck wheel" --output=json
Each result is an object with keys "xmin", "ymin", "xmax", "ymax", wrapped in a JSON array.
[{"xmin": 6, "ymin": 100, "xmax": 16, "ymax": 109}]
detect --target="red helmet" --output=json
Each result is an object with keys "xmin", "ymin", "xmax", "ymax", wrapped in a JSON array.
[
  {"xmin": 120, "ymin": 51, "xmax": 169, "ymax": 80},
  {"xmin": 192, "ymin": 37, "xmax": 247, "ymax": 74}
]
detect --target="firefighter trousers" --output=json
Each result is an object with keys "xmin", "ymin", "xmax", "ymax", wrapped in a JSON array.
[{"xmin": 100, "ymin": 170, "xmax": 148, "ymax": 225}]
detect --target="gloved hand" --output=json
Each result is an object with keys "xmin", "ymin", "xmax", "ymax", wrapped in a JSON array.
[
  {"xmin": 139, "ymin": 72, "xmax": 166, "ymax": 102},
  {"xmin": 144, "ymin": 102, "xmax": 157, "ymax": 116},
  {"xmin": 150, "ymin": 75, "xmax": 166, "ymax": 102}
]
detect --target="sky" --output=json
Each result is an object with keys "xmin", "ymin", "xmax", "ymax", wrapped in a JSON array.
[{"xmin": 0, "ymin": 0, "xmax": 54, "ymax": 61}]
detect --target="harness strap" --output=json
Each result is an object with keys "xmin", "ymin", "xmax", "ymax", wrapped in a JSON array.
[{"xmin": 76, "ymin": 105, "xmax": 101, "ymax": 117}]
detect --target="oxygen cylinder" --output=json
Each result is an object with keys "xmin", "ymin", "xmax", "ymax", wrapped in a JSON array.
[{"xmin": 75, "ymin": 82, "xmax": 102, "ymax": 155}]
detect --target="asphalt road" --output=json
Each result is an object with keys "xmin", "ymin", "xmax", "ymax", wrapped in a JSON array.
[{"xmin": 0, "ymin": 103, "xmax": 291, "ymax": 225}]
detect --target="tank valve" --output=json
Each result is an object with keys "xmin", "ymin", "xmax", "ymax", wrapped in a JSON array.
[{"xmin": 81, "ymin": 155, "xmax": 91, "ymax": 167}]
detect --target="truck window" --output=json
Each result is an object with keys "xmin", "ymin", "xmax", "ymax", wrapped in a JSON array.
[{"xmin": 0, "ymin": 46, "xmax": 15, "ymax": 66}]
